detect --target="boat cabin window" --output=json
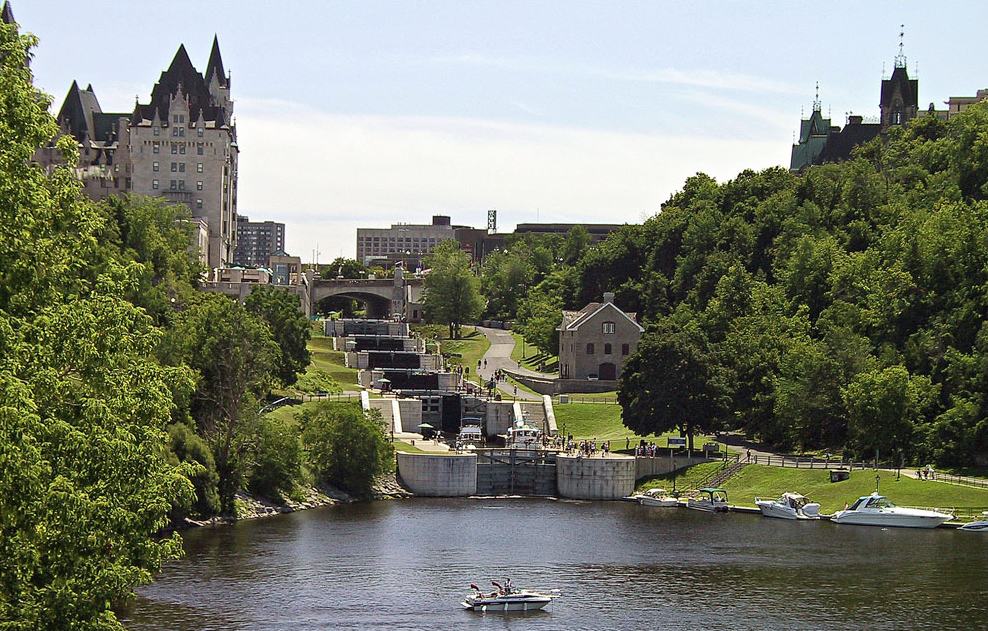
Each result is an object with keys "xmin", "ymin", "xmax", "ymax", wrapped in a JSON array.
[
  {"xmin": 865, "ymin": 496, "xmax": 895, "ymax": 509},
  {"xmin": 848, "ymin": 498, "xmax": 866, "ymax": 510}
]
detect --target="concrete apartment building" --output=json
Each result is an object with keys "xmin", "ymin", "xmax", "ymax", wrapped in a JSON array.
[
  {"xmin": 235, "ymin": 216, "xmax": 286, "ymax": 268},
  {"xmin": 557, "ymin": 292, "xmax": 643, "ymax": 382},
  {"xmin": 37, "ymin": 36, "xmax": 239, "ymax": 271}
]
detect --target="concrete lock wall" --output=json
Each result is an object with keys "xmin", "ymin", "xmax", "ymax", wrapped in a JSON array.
[
  {"xmin": 397, "ymin": 452, "xmax": 477, "ymax": 497},
  {"xmin": 556, "ymin": 454, "xmax": 636, "ymax": 500},
  {"xmin": 635, "ymin": 455, "xmax": 717, "ymax": 480}
]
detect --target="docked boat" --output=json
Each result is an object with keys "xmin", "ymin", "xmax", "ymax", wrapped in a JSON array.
[
  {"xmin": 636, "ymin": 488, "xmax": 679, "ymax": 507},
  {"xmin": 463, "ymin": 581, "xmax": 558, "ymax": 612},
  {"xmin": 830, "ymin": 493, "xmax": 953, "ymax": 529},
  {"xmin": 755, "ymin": 492, "xmax": 821, "ymax": 520},
  {"xmin": 506, "ymin": 421, "xmax": 543, "ymax": 449},
  {"xmin": 959, "ymin": 512, "xmax": 988, "ymax": 532},
  {"xmin": 687, "ymin": 487, "xmax": 729, "ymax": 513},
  {"xmin": 457, "ymin": 419, "xmax": 485, "ymax": 446}
]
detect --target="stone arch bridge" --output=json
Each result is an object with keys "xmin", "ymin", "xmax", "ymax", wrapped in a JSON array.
[{"xmin": 310, "ymin": 274, "xmax": 424, "ymax": 320}]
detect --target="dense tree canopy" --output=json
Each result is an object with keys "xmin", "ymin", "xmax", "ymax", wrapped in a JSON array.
[
  {"xmin": 245, "ymin": 286, "xmax": 311, "ymax": 386},
  {"xmin": 423, "ymin": 240, "xmax": 484, "ymax": 338}
]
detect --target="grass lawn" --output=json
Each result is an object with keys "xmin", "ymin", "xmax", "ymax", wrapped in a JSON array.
[
  {"xmin": 306, "ymin": 336, "xmax": 360, "ymax": 389},
  {"xmin": 509, "ymin": 332, "xmax": 558, "ymax": 373},
  {"xmin": 557, "ymin": 391, "xmax": 619, "ymax": 403},
  {"xmin": 414, "ymin": 325, "xmax": 491, "ymax": 385},
  {"xmin": 719, "ymin": 464, "xmax": 988, "ymax": 517},
  {"xmin": 553, "ymin": 402, "xmax": 715, "ymax": 448},
  {"xmin": 393, "ymin": 441, "xmax": 427, "ymax": 454}
]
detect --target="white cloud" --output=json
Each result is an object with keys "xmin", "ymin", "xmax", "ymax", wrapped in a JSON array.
[{"xmin": 235, "ymin": 98, "xmax": 790, "ymax": 260}]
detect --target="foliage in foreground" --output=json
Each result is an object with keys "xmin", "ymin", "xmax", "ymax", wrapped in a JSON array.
[{"xmin": 300, "ymin": 403, "xmax": 395, "ymax": 497}]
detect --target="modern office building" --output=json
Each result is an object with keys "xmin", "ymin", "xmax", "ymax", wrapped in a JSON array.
[
  {"xmin": 356, "ymin": 215, "xmax": 458, "ymax": 269},
  {"xmin": 234, "ymin": 216, "xmax": 286, "ymax": 268},
  {"xmin": 37, "ymin": 34, "xmax": 239, "ymax": 270}
]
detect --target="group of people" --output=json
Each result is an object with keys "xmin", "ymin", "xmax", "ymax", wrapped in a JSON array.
[
  {"xmin": 917, "ymin": 464, "xmax": 937, "ymax": 480},
  {"xmin": 471, "ymin": 578, "xmax": 514, "ymax": 599},
  {"xmin": 567, "ymin": 437, "xmax": 610, "ymax": 457},
  {"xmin": 635, "ymin": 442, "xmax": 663, "ymax": 458}
]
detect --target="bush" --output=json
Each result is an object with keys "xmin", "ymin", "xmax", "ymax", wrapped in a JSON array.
[
  {"xmin": 300, "ymin": 402, "xmax": 394, "ymax": 497},
  {"xmin": 167, "ymin": 422, "xmax": 221, "ymax": 518},
  {"xmin": 248, "ymin": 414, "xmax": 304, "ymax": 503}
]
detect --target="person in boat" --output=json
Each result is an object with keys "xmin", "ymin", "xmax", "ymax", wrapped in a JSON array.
[{"xmin": 504, "ymin": 578, "xmax": 513, "ymax": 594}]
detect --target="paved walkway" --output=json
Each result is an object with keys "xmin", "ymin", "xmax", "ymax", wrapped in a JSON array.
[{"xmin": 475, "ymin": 326, "xmax": 545, "ymax": 401}]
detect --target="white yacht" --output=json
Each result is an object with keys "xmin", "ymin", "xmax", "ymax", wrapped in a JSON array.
[
  {"xmin": 636, "ymin": 488, "xmax": 679, "ymax": 507},
  {"xmin": 830, "ymin": 493, "xmax": 953, "ymax": 529},
  {"xmin": 755, "ymin": 492, "xmax": 822, "ymax": 520},
  {"xmin": 686, "ymin": 487, "xmax": 729, "ymax": 513},
  {"xmin": 457, "ymin": 420, "xmax": 484, "ymax": 446},
  {"xmin": 506, "ymin": 421, "xmax": 543, "ymax": 449},
  {"xmin": 463, "ymin": 582, "xmax": 558, "ymax": 612},
  {"xmin": 959, "ymin": 512, "xmax": 988, "ymax": 532}
]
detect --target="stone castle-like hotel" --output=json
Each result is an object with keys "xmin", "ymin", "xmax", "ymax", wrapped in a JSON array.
[{"xmin": 34, "ymin": 24, "xmax": 239, "ymax": 271}]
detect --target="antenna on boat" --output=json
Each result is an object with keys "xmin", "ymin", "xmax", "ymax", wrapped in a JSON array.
[{"xmin": 875, "ymin": 474, "xmax": 881, "ymax": 495}]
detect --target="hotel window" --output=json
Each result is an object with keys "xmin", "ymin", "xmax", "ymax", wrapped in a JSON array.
[
  {"xmin": 197, "ymin": 144, "xmax": 204, "ymax": 155},
  {"xmin": 153, "ymin": 161, "xmax": 159, "ymax": 172},
  {"xmin": 602, "ymin": 321, "xmax": 616, "ymax": 334},
  {"xmin": 179, "ymin": 163, "xmax": 186, "ymax": 173},
  {"xmin": 197, "ymin": 127, "xmax": 204, "ymax": 137},
  {"xmin": 197, "ymin": 181, "xmax": 203, "ymax": 191},
  {"xmin": 153, "ymin": 127, "xmax": 160, "ymax": 136},
  {"xmin": 196, "ymin": 199, "xmax": 203, "ymax": 209},
  {"xmin": 586, "ymin": 343, "xmax": 595, "ymax": 355},
  {"xmin": 178, "ymin": 180, "xmax": 185, "ymax": 190},
  {"xmin": 197, "ymin": 163, "xmax": 203, "ymax": 173},
  {"xmin": 179, "ymin": 144, "xmax": 186, "ymax": 155},
  {"xmin": 153, "ymin": 142, "xmax": 160, "ymax": 154},
  {"xmin": 152, "ymin": 179, "xmax": 159, "ymax": 190},
  {"xmin": 172, "ymin": 115, "xmax": 179, "ymax": 123},
  {"xmin": 171, "ymin": 143, "xmax": 177, "ymax": 154},
  {"xmin": 178, "ymin": 127, "xmax": 185, "ymax": 137},
  {"xmin": 171, "ymin": 162, "xmax": 177, "ymax": 172},
  {"xmin": 172, "ymin": 127, "xmax": 179, "ymax": 137},
  {"xmin": 169, "ymin": 180, "xmax": 177, "ymax": 190}
]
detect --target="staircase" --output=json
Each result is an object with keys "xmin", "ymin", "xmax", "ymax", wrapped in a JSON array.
[{"xmin": 705, "ymin": 461, "xmax": 748, "ymax": 488}]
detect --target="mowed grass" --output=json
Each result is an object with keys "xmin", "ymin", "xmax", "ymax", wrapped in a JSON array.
[
  {"xmin": 306, "ymin": 336, "xmax": 359, "ymax": 389},
  {"xmin": 414, "ymin": 325, "xmax": 491, "ymax": 385},
  {"xmin": 719, "ymin": 464, "xmax": 988, "ymax": 517},
  {"xmin": 553, "ymin": 402, "xmax": 715, "ymax": 448},
  {"xmin": 510, "ymin": 332, "xmax": 558, "ymax": 373}
]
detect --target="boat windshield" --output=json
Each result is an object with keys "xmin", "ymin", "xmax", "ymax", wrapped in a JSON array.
[{"xmin": 865, "ymin": 496, "xmax": 896, "ymax": 509}]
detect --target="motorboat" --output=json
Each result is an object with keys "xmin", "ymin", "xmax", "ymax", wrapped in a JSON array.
[
  {"xmin": 686, "ymin": 487, "xmax": 729, "ymax": 513},
  {"xmin": 755, "ymin": 492, "xmax": 822, "ymax": 520},
  {"xmin": 463, "ymin": 581, "xmax": 558, "ymax": 612},
  {"xmin": 636, "ymin": 488, "xmax": 679, "ymax": 507},
  {"xmin": 506, "ymin": 421, "xmax": 543, "ymax": 449},
  {"xmin": 830, "ymin": 493, "xmax": 953, "ymax": 529},
  {"xmin": 959, "ymin": 512, "xmax": 988, "ymax": 532},
  {"xmin": 457, "ymin": 420, "xmax": 485, "ymax": 446}
]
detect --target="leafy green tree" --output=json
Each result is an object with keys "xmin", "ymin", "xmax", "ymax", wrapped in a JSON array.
[
  {"xmin": 322, "ymin": 257, "xmax": 368, "ymax": 279},
  {"xmin": 248, "ymin": 414, "xmax": 304, "ymax": 503},
  {"xmin": 0, "ymin": 23, "xmax": 195, "ymax": 629},
  {"xmin": 480, "ymin": 248, "xmax": 535, "ymax": 320},
  {"xmin": 423, "ymin": 240, "xmax": 484, "ymax": 338},
  {"xmin": 300, "ymin": 403, "xmax": 394, "ymax": 497},
  {"xmin": 165, "ymin": 293, "xmax": 278, "ymax": 514},
  {"xmin": 294, "ymin": 368, "xmax": 342, "ymax": 395},
  {"xmin": 167, "ymin": 422, "xmax": 221, "ymax": 518},
  {"xmin": 245, "ymin": 285, "xmax": 311, "ymax": 386},
  {"xmin": 619, "ymin": 317, "xmax": 731, "ymax": 451},
  {"xmin": 515, "ymin": 286, "xmax": 562, "ymax": 357},
  {"xmin": 843, "ymin": 366, "xmax": 939, "ymax": 460},
  {"xmin": 562, "ymin": 224, "xmax": 591, "ymax": 265}
]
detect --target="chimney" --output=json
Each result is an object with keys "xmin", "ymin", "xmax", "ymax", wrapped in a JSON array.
[
  {"xmin": 848, "ymin": 115, "xmax": 863, "ymax": 125},
  {"xmin": 603, "ymin": 292, "xmax": 615, "ymax": 304}
]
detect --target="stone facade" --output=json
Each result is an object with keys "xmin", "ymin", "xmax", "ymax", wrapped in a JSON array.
[
  {"xmin": 557, "ymin": 292, "xmax": 643, "ymax": 381},
  {"xmin": 38, "ymin": 37, "xmax": 238, "ymax": 271}
]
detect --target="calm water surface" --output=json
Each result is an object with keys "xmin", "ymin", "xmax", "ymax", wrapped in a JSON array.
[{"xmin": 121, "ymin": 499, "xmax": 988, "ymax": 630}]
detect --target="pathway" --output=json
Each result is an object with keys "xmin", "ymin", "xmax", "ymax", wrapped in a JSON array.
[{"xmin": 475, "ymin": 326, "xmax": 546, "ymax": 401}]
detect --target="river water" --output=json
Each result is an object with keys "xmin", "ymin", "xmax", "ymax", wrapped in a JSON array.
[{"xmin": 121, "ymin": 498, "xmax": 988, "ymax": 630}]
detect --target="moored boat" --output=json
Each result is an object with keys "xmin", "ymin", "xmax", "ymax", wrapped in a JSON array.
[
  {"xmin": 506, "ymin": 421, "xmax": 543, "ymax": 449},
  {"xmin": 687, "ymin": 487, "xmax": 729, "ymax": 513},
  {"xmin": 636, "ymin": 488, "xmax": 679, "ymax": 507},
  {"xmin": 755, "ymin": 492, "xmax": 821, "ymax": 520},
  {"xmin": 959, "ymin": 512, "xmax": 988, "ymax": 532},
  {"xmin": 830, "ymin": 493, "xmax": 952, "ymax": 529},
  {"xmin": 463, "ymin": 581, "xmax": 558, "ymax": 612}
]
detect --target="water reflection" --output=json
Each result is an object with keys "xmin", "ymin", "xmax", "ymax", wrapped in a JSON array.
[{"xmin": 121, "ymin": 499, "xmax": 988, "ymax": 630}]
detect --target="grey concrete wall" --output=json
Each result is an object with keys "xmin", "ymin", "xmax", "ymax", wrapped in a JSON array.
[
  {"xmin": 556, "ymin": 454, "xmax": 636, "ymax": 500},
  {"xmin": 485, "ymin": 401, "xmax": 516, "ymax": 437},
  {"xmin": 397, "ymin": 452, "xmax": 478, "ymax": 496},
  {"xmin": 504, "ymin": 369, "xmax": 619, "ymax": 395}
]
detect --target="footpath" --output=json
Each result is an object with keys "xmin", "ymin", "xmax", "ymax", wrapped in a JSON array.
[{"xmin": 475, "ymin": 326, "xmax": 546, "ymax": 402}]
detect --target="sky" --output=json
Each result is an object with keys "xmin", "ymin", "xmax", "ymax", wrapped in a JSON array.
[{"xmin": 13, "ymin": 1, "xmax": 988, "ymax": 261}]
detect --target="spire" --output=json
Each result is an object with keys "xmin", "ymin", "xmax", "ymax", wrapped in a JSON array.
[
  {"xmin": 1, "ymin": 1, "xmax": 15, "ymax": 26},
  {"xmin": 895, "ymin": 24, "xmax": 907, "ymax": 68},
  {"xmin": 813, "ymin": 81, "xmax": 821, "ymax": 112},
  {"xmin": 205, "ymin": 35, "xmax": 227, "ymax": 87},
  {"xmin": 168, "ymin": 43, "xmax": 196, "ymax": 75}
]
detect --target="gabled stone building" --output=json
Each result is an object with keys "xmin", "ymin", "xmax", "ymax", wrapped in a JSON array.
[
  {"xmin": 557, "ymin": 292, "xmax": 643, "ymax": 382},
  {"xmin": 37, "ymin": 34, "xmax": 239, "ymax": 271}
]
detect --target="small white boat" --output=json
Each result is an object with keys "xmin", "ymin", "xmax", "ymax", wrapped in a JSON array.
[
  {"xmin": 755, "ymin": 492, "xmax": 821, "ymax": 520},
  {"xmin": 636, "ymin": 488, "xmax": 679, "ymax": 507},
  {"xmin": 959, "ymin": 512, "xmax": 988, "ymax": 532},
  {"xmin": 687, "ymin": 487, "xmax": 729, "ymax": 513},
  {"xmin": 463, "ymin": 582, "xmax": 558, "ymax": 612},
  {"xmin": 830, "ymin": 493, "xmax": 953, "ymax": 529},
  {"xmin": 506, "ymin": 421, "xmax": 543, "ymax": 449}
]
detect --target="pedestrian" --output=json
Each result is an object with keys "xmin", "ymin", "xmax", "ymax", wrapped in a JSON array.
[
  {"xmin": 746, "ymin": 449, "xmax": 751, "ymax": 463},
  {"xmin": 484, "ymin": 358, "xmax": 488, "ymax": 368}
]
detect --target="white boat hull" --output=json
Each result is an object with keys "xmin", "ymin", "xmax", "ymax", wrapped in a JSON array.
[
  {"xmin": 756, "ymin": 500, "xmax": 821, "ymax": 520},
  {"xmin": 687, "ymin": 500, "xmax": 728, "ymax": 513},
  {"xmin": 959, "ymin": 520, "xmax": 988, "ymax": 532},
  {"xmin": 462, "ymin": 594, "xmax": 554, "ymax": 612},
  {"xmin": 831, "ymin": 510, "xmax": 951, "ymax": 529},
  {"xmin": 640, "ymin": 496, "xmax": 679, "ymax": 507}
]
